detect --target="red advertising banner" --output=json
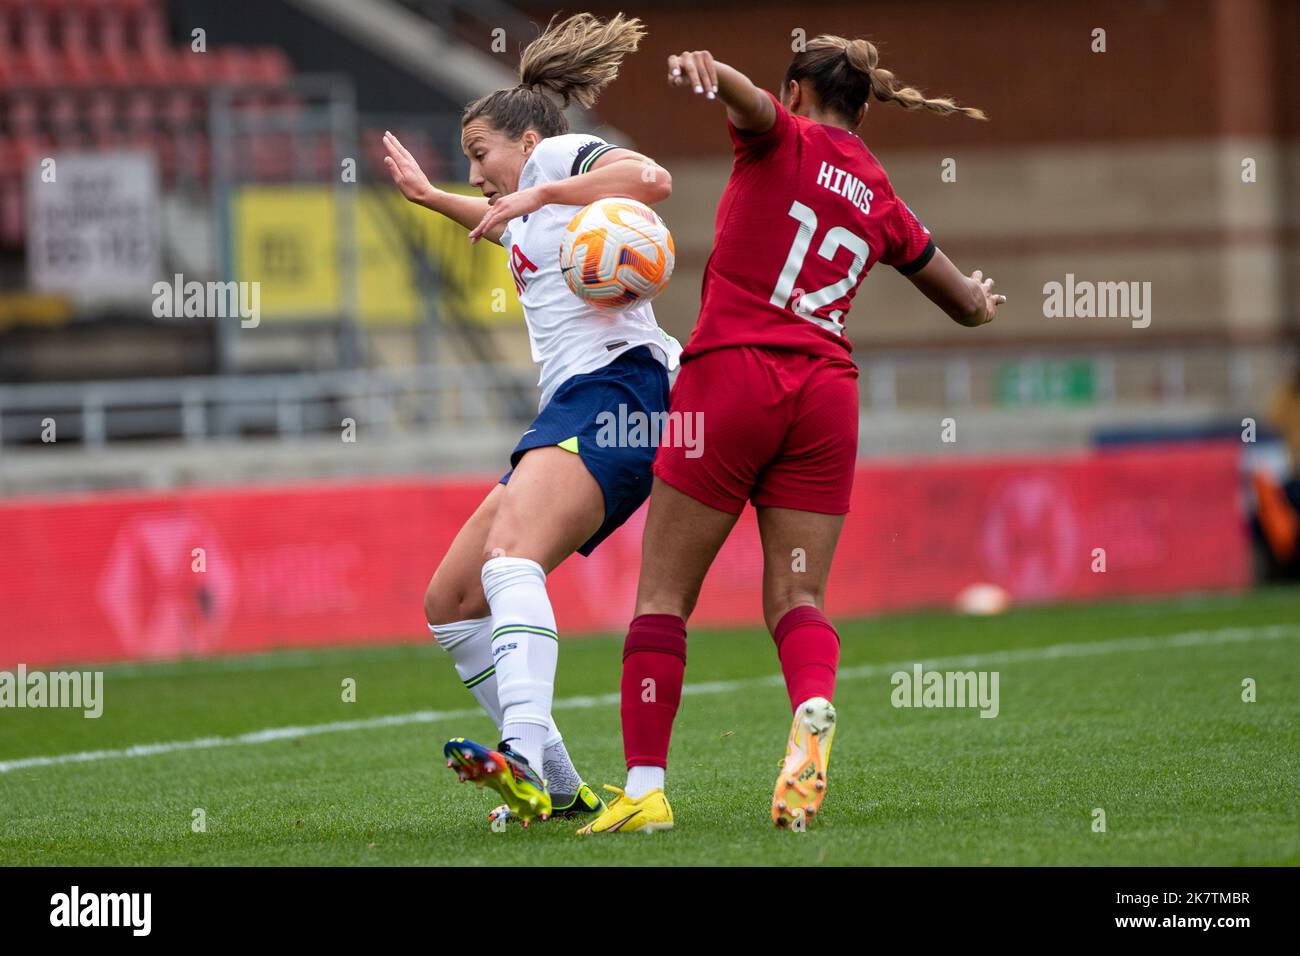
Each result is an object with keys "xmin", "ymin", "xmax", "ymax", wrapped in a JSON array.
[{"xmin": 0, "ymin": 443, "xmax": 1247, "ymax": 667}]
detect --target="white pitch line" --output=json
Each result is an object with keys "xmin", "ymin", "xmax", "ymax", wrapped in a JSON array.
[
  {"xmin": 90, "ymin": 591, "xmax": 1292, "ymax": 680},
  {"xmin": 1, "ymin": 623, "xmax": 1295, "ymax": 775}
]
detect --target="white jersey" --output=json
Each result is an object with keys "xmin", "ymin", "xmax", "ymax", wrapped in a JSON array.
[{"xmin": 500, "ymin": 133, "xmax": 681, "ymax": 410}]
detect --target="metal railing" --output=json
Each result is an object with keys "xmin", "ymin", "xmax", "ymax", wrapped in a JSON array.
[
  {"xmin": 0, "ymin": 363, "xmax": 537, "ymax": 448},
  {"xmin": 0, "ymin": 339, "xmax": 1290, "ymax": 451}
]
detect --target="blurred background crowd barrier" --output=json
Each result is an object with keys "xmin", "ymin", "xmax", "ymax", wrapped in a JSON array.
[{"xmin": 0, "ymin": 444, "xmax": 1246, "ymax": 666}]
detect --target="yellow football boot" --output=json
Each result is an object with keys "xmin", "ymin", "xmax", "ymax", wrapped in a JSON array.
[{"xmin": 576, "ymin": 785, "xmax": 674, "ymax": 835}]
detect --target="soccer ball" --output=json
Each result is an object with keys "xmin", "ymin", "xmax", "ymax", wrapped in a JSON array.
[
  {"xmin": 559, "ymin": 197, "xmax": 675, "ymax": 310},
  {"xmin": 955, "ymin": 583, "xmax": 1010, "ymax": 616}
]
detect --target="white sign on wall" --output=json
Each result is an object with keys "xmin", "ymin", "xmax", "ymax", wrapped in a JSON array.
[{"xmin": 26, "ymin": 152, "xmax": 162, "ymax": 296}]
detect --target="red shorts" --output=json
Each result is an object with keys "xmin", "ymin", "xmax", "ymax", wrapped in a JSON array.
[{"xmin": 653, "ymin": 346, "xmax": 859, "ymax": 515}]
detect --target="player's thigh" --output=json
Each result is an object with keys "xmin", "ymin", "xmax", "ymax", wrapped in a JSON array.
[
  {"xmin": 634, "ymin": 477, "xmax": 740, "ymax": 620},
  {"xmin": 655, "ymin": 348, "xmax": 787, "ymax": 515},
  {"xmin": 484, "ymin": 445, "xmax": 605, "ymax": 572},
  {"xmin": 751, "ymin": 361, "xmax": 858, "ymax": 516},
  {"xmin": 756, "ymin": 505, "xmax": 846, "ymax": 634},
  {"xmin": 425, "ymin": 482, "xmax": 504, "ymax": 627}
]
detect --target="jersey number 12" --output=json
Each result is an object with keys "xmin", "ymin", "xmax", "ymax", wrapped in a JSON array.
[{"xmin": 769, "ymin": 201, "xmax": 870, "ymax": 335}]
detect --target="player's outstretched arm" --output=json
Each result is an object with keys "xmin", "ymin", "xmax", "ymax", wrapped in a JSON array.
[
  {"xmin": 383, "ymin": 131, "xmax": 505, "ymax": 246},
  {"xmin": 467, "ymin": 149, "xmax": 672, "ymax": 244},
  {"xmin": 906, "ymin": 248, "xmax": 1005, "ymax": 327},
  {"xmin": 666, "ymin": 50, "xmax": 775, "ymax": 134}
]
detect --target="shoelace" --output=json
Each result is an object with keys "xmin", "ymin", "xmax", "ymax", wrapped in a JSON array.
[
  {"xmin": 495, "ymin": 739, "xmax": 549, "ymax": 789},
  {"xmin": 497, "ymin": 738, "xmax": 527, "ymax": 763}
]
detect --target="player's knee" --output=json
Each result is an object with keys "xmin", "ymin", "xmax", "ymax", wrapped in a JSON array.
[
  {"xmin": 480, "ymin": 543, "xmax": 514, "ymax": 564},
  {"xmin": 634, "ymin": 585, "xmax": 698, "ymax": 621},
  {"xmin": 763, "ymin": 587, "xmax": 824, "ymax": 633},
  {"xmin": 424, "ymin": 581, "xmax": 487, "ymax": 629},
  {"xmin": 480, "ymin": 525, "xmax": 558, "ymax": 570},
  {"xmin": 481, "ymin": 511, "xmax": 523, "ymax": 563}
]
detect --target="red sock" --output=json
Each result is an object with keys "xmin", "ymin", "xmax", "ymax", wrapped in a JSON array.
[
  {"xmin": 773, "ymin": 605, "xmax": 840, "ymax": 712},
  {"xmin": 620, "ymin": 613, "xmax": 687, "ymax": 770}
]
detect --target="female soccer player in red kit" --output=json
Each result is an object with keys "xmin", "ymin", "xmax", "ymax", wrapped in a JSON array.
[{"xmin": 580, "ymin": 35, "xmax": 1004, "ymax": 834}]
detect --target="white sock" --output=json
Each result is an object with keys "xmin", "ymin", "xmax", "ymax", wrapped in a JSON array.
[
  {"xmin": 429, "ymin": 618, "xmax": 502, "ymax": 729},
  {"xmin": 625, "ymin": 765, "xmax": 664, "ymax": 799},
  {"xmin": 429, "ymin": 617, "xmax": 577, "ymax": 783},
  {"xmin": 481, "ymin": 556, "xmax": 558, "ymax": 773},
  {"xmin": 504, "ymin": 723, "xmax": 550, "ymax": 780}
]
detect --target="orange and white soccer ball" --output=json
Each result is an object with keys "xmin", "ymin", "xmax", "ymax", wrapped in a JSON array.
[{"xmin": 559, "ymin": 197, "xmax": 675, "ymax": 310}]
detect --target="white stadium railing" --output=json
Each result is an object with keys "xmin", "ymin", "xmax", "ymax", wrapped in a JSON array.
[
  {"xmin": 0, "ymin": 340, "xmax": 1289, "ymax": 450},
  {"xmin": 0, "ymin": 363, "xmax": 538, "ymax": 448}
]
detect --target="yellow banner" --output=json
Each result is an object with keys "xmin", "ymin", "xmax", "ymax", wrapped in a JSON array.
[{"xmin": 231, "ymin": 185, "xmax": 522, "ymax": 325}]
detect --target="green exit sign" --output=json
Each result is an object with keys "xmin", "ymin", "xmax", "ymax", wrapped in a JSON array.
[{"xmin": 996, "ymin": 360, "xmax": 1096, "ymax": 406}]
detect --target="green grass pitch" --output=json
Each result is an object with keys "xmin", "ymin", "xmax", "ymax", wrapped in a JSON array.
[{"xmin": 2, "ymin": 589, "xmax": 1297, "ymax": 866}]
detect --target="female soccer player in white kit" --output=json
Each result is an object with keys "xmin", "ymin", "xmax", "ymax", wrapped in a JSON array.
[{"xmin": 383, "ymin": 13, "xmax": 680, "ymax": 824}]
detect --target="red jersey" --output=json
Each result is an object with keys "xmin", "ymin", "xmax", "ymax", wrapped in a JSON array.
[{"xmin": 684, "ymin": 90, "xmax": 934, "ymax": 364}]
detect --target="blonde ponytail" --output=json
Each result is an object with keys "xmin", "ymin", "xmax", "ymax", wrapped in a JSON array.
[
  {"xmin": 462, "ymin": 13, "xmax": 644, "ymax": 139},
  {"xmin": 518, "ymin": 12, "xmax": 645, "ymax": 110}
]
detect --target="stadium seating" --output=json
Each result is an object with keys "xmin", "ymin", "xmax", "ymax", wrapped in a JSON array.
[{"xmin": 0, "ymin": 0, "xmax": 295, "ymax": 246}]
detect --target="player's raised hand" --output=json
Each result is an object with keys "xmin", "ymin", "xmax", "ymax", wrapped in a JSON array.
[
  {"xmin": 969, "ymin": 270, "xmax": 1006, "ymax": 325},
  {"xmin": 468, "ymin": 185, "xmax": 546, "ymax": 244},
  {"xmin": 383, "ymin": 131, "xmax": 435, "ymax": 205},
  {"xmin": 667, "ymin": 50, "xmax": 719, "ymax": 99}
]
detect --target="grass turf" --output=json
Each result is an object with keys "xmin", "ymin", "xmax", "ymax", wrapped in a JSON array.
[{"xmin": 1, "ymin": 588, "xmax": 1297, "ymax": 866}]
